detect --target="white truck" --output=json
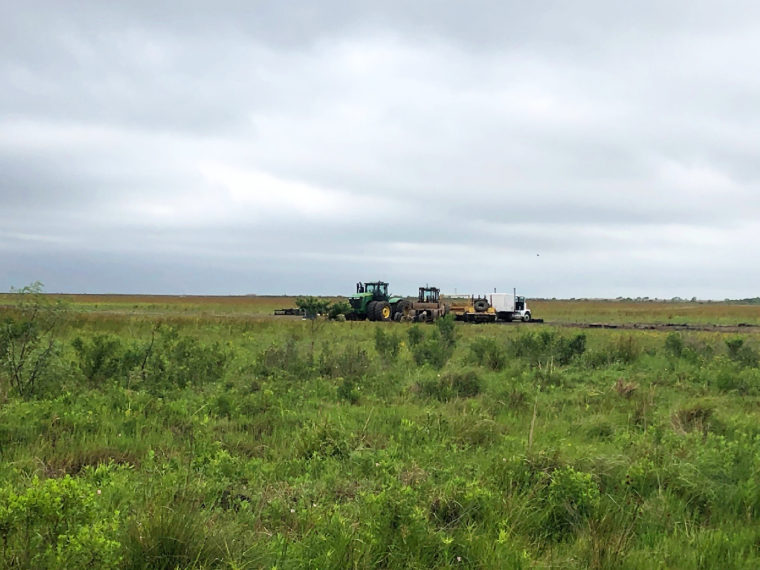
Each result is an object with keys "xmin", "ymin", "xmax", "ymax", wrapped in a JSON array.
[{"xmin": 489, "ymin": 293, "xmax": 531, "ymax": 322}]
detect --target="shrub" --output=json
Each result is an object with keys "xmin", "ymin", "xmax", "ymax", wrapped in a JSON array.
[
  {"xmin": 417, "ymin": 370, "xmax": 482, "ymax": 401},
  {"xmin": 468, "ymin": 337, "xmax": 507, "ymax": 370},
  {"xmin": 664, "ymin": 333, "xmax": 684, "ymax": 358},
  {"xmin": 435, "ymin": 314, "xmax": 458, "ymax": 348},
  {"xmin": 0, "ymin": 282, "xmax": 66, "ymax": 398},
  {"xmin": 319, "ymin": 344, "xmax": 371, "ymax": 379},
  {"xmin": 141, "ymin": 327, "xmax": 228, "ymax": 391},
  {"xmin": 374, "ymin": 327, "xmax": 402, "ymax": 360},
  {"xmin": 328, "ymin": 301, "xmax": 352, "ymax": 320},
  {"xmin": 258, "ymin": 337, "xmax": 309, "ymax": 378},
  {"xmin": 411, "ymin": 330, "xmax": 454, "ymax": 369},
  {"xmin": 295, "ymin": 296, "xmax": 331, "ymax": 319},
  {"xmin": 541, "ymin": 467, "xmax": 600, "ymax": 539},
  {"xmin": 0, "ymin": 476, "xmax": 122, "ymax": 568},
  {"xmin": 672, "ymin": 399, "xmax": 716, "ymax": 434},
  {"xmin": 407, "ymin": 325, "xmax": 424, "ymax": 348},
  {"xmin": 725, "ymin": 338, "xmax": 759, "ymax": 367},
  {"xmin": 337, "ymin": 376, "xmax": 360, "ymax": 404},
  {"xmin": 408, "ymin": 318, "xmax": 457, "ymax": 369},
  {"xmin": 428, "ymin": 478, "xmax": 493, "ymax": 529},
  {"xmin": 510, "ymin": 331, "xmax": 586, "ymax": 366},
  {"xmin": 71, "ymin": 334, "xmax": 142, "ymax": 385},
  {"xmin": 586, "ymin": 335, "xmax": 641, "ymax": 367}
]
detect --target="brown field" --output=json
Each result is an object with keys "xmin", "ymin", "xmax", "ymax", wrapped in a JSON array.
[
  {"xmin": 2, "ymin": 293, "xmax": 760, "ymax": 326},
  {"xmin": 530, "ymin": 299, "xmax": 760, "ymax": 325}
]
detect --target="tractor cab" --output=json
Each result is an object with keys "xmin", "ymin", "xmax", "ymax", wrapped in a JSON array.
[
  {"xmin": 515, "ymin": 296, "xmax": 526, "ymax": 311},
  {"xmin": 362, "ymin": 281, "xmax": 389, "ymax": 300},
  {"xmin": 418, "ymin": 287, "xmax": 440, "ymax": 304}
]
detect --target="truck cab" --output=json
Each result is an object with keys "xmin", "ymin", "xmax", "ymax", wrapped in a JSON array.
[{"xmin": 490, "ymin": 293, "xmax": 531, "ymax": 322}]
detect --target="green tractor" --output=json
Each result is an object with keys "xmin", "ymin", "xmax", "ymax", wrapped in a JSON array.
[{"xmin": 348, "ymin": 281, "xmax": 404, "ymax": 321}]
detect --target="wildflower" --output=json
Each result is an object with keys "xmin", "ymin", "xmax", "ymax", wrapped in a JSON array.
[
  {"xmin": 290, "ymin": 508, "xmax": 295, "ymax": 513},
  {"xmin": 457, "ymin": 556, "xmax": 462, "ymax": 562},
  {"xmin": 97, "ymin": 489, "xmax": 102, "ymax": 495}
]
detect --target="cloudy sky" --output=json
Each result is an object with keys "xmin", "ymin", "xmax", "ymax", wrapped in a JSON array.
[{"xmin": 2, "ymin": 1, "xmax": 760, "ymax": 298}]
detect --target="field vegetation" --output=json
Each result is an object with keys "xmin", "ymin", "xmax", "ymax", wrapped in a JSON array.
[{"xmin": 2, "ymin": 289, "xmax": 760, "ymax": 568}]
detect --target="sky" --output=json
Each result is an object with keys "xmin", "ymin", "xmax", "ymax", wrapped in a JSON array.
[{"xmin": 2, "ymin": 1, "xmax": 760, "ymax": 299}]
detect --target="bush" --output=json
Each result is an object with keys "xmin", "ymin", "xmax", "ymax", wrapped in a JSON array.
[
  {"xmin": 407, "ymin": 325, "xmax": 424, "ymax": 348},
  {"xmin": 586, "ymin": 335, "xmax": 641, "ymax": 367},
  {"xmin": 141, "ymin": 327, "xmax": 228, "ymax": 392},
  {"xmin": 408, "ymin": 317, "xmax": 458, "ymax": 369},
  {"xmin": 672, "ymin": 399, "xmax": 716, "ymax": 434},
  {"xmin": 258, "ymin": 337, "xmax": 310, "ymax": 378},
  {"xmin": 374, "ymin": 327, "xmax": 402, "ymax": 360},
  {"xmin": 337, "ymin": 377, "xmax": 360, "ymax": 404},
  {"xmin": 664, "ymin": 333, "xmax": 684, "ymax": 358},
  {"xmin": 726, "ymin": 338, "xmax": 759, "ymax": 368},
  {"xmin": 319, "ymin": 344, "xmax": 371, "ymax": 379},
  {"xmin": 411, "ymin": 330, "xmax": 454, "ymax": 369},
  {"xmin": 328, "ymin": 301, "xmax": 352, "ymax": 320},
  {"xmin": 417, "ymin": 369, "xmax": 482, "ymax": 401},
  {"xmin": 0, "ymin": 476, "xmax": 122, "ymax": 568},
  {"xmin": 541, "ymin": 467, "xmax": 600, "ymax": 540},
  {"xmin": 510, "ymin": 331, "xmax": 586, "ymax": 366},
  {"xmin": 71, "ymin": 334, "xmax": 142, "ymax": 385},
  {"xmin": 295, "ymin": 296, "xmax": 331, "ymax": 319},
  {"xmin": 435, "ymin": 314, "xmax": 458, "ymax": 348},
  {"xmin": 0, "ymin": 282, "xmax": 66, "ymax": 398},
  {"xmin": 468, "ymin": 337, "xmax": 507, "ymax": 370}
]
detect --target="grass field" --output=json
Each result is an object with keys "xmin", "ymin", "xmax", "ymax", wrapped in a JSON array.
[
  {"xmin": 2, "ymin": 292, "xmax": 760, "ymax": 568},
  {"xmin": 4, "ymin": 294, "xmax": 760, "ymax": 324}
]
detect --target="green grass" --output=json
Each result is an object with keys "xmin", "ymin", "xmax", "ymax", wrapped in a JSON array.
[{"xmin": 2, "ymin": 296, "xmax": 760, "ymax": 567}]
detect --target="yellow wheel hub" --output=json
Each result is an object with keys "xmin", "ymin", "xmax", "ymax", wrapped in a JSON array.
[{"xmin": 381, "ymin": 306, "xmax": 391, "ymax": 319}]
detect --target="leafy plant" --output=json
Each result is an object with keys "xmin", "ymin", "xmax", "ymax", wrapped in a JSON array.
[
  {"xmin": 417, "ymin": 369, "xmax": 482, "ymax": 401},
  {"xmin": 0, "ymin": 476, "xmax": 121, "ymax": 568},
  {"xmin": 295, "ymin": 296, "xmax": 331, "ymax": 319},
  {"xmin": 374, "ymin": 327, "xmax": 402, "ymax": 360},
  {"xmin": 468, "ymin": 337, "xmax": 507, "ymax": 370},
  {"xmin": 0, "ymin": 282, "xmax": 66, "ymax": 398}
]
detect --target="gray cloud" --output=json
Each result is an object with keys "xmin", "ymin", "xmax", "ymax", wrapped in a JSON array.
[{"xmin": 2, "ymin": 1, "xmax": 760, "ymax": 298}]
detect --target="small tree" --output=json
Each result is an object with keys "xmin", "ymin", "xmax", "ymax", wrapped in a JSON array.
[
  {"xmin": 0, "ymin": 282, "xmax": 67, "ymax": 398},
  {"xmin": 295, "ymin": 296, "xmax": 332, "ymax": 319}
]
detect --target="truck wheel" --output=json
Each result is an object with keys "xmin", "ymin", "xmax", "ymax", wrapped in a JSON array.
[
  {"xmin": 473, "ymin": 298, "xmax": 490, "ymax": 312},
  {"xmin": 394, "ymin": 300, "xmax": 411, "ymax": 319},
  {"xmin": 366, "ymin": 301, "xmax": 377, "ymax": 321},
  {"xmin": 375, "ymin": 301, "xmax": 391, "ymax": 321},
  {"xmin": 523, "ymin": 312, "xmax": 531, "ymax": 322}
]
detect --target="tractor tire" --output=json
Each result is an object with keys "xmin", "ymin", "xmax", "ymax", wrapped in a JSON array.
[
  {"xmin": 375, "ymin": 301, "xmax": 392, "ymax": 322},
  {"xmin": 366, "ymin": 301, "xmax": 377, "ymax": 321},
  {"xmin": 473, "ymin": 298, "xmax": 490, "ymax": 312},
  {"xmin": 394, "ymin": 300, "xmax": 411, "ymax": 320},
  {"xmin": 522, "ymin": 312, "xmax": 532, "ymax": 322}
]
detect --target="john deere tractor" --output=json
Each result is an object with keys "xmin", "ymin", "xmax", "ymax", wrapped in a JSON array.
[{"xmin": 347, "ymin": 281, "xmax": 404, "ymax": 321}]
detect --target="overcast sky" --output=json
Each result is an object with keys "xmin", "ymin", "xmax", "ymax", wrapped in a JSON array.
[{"xmin": 2, "ymin": 1, "xmax": 760, "ymax": 298}]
